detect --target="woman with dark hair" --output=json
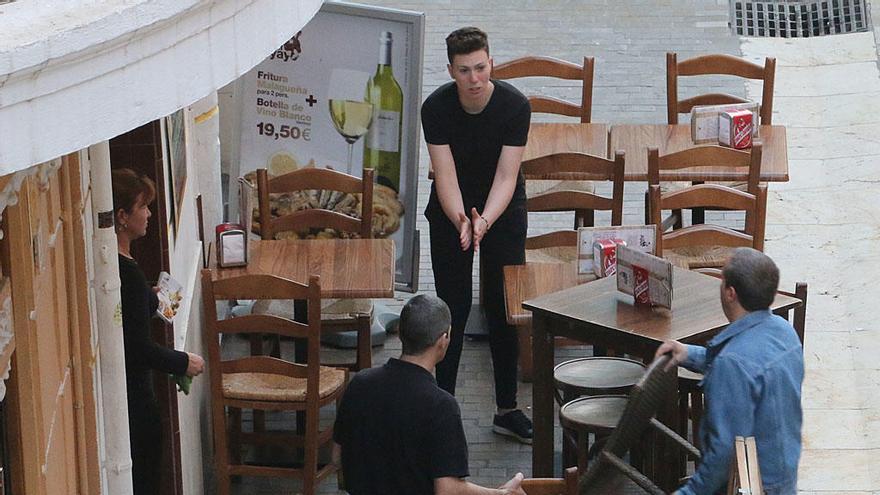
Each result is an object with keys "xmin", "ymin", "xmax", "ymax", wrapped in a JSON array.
[{"xmin": 112, "ymin": 168, "xmax": 204, "ymax": 494}]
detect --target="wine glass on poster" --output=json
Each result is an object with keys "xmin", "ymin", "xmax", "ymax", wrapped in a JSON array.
[{"xmin": 327, "ymin": 69, "xmax": 373, "ymax": 175}]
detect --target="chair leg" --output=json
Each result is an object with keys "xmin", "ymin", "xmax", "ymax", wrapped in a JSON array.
[
  {"xmin": 577, "ymin": 431, "xmax": 590, "ymax": 474},
  {"xmin": 229, "ymin": 407, "xmax": 242, "ymax": 465},
  {"xmin": 518, "ymin": 323, "xmax": 533, "ymax": 382},
  {"xmin": 303, "ymin": 405, "xmax": 319, "ymax": 495},
  {"xmin": 356, "ymin": 314, "xmax": 372, "ymax": 371},
  {"xmin": 213, "ymin": 407, "xmax": 232, "ymax": 495}
]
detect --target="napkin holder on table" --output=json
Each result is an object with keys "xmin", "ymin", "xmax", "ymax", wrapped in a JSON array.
[
  {"xmin": 216, "ymin": 223, "xmax": 248, "ymax": 268},
  {"xmin": 616, "ymin": 245, "xmax": 673, "ymax": 309}
]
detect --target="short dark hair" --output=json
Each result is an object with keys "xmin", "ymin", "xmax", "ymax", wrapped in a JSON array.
[
  {"xmin": 445, "ymin": 27, "xmax": 489, "ymax": 64},
  {"xmin": 399, "ymin": 294, "xmax": 451, "ymax": 356},
  {"xmin": 722, "ymin": 248, "xmax": 780, "ymax": 311},
  {"xmin": 111, "ymin": 168, "xmax": 156, "ymax": 214}
]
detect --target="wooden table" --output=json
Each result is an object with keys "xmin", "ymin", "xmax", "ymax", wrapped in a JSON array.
[
  {"xmin": 522, "ymin": 122, "xmax": 609, "ymax": 161},
  {"xmin": 210, "ymin": 238, "xmax": 395, "ymax": 298},
  {"xmin": 609, "ymin": 124, "xmax": 788, "ymax": 181},
  {"xmin": 523, "ymin": 267, "xmax": 801, "ymax": 482}
]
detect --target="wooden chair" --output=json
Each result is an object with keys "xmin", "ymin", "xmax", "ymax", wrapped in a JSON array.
[
  {"xmin": 493, "ymin": 55, "xmax": 594, "ymax": 123},
  {"xmin": 255, "ymin": 167, "xmax": 374, "ymax": 371},
  {"xmin": 522, "ymin": 467, "xmax": 579, "ymax": 495},
  {"xmin": 523, "ymin": 151, "xmax": 625, "ymax": 231},
  {"xmin": 648, "ymin": 144, "xmax": 767, "ymax": 269},
  {"xmin": 666, "ymin": 52, "xmax": 776, "ymax": 125},
  {"xmin": 728, "ymin": 436, "xmax": 764, "ymax": 495},
  {"xmin": 573, "ymin": 354, "xmax": 699, "ymax": 494},
  {"xmin": 666, "ymin": 52, "xmax": 776, "ymax": 225},
  {"xmin": 494, "ymin": 56, "xmax": 599, "ymax": 229},
  {"xmin": 201, "ymin": 271, "xmax": 346, "ymax": 495}
]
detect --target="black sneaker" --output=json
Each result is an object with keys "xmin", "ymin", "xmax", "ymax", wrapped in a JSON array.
[{"xmin": 493, "ymin": 410, "xmax": 533, "ymax": 444}]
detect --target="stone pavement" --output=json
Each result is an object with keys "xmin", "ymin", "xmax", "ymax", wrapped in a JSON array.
[{"xmin": 234, "ymin": 0, "xmax": 879, "ymax": 493}]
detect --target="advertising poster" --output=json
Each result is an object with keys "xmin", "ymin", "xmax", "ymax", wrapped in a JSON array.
[{"xmin": 236, "ymin": 2, "xmax": 424, "ymax": 291}]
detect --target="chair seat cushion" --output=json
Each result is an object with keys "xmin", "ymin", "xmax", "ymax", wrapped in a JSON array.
[
  {"xmin": 222, "ymin": 367, "xmax": 345, "ymax": 402},
  {"xmin": 526, "ymin": 179, "xmax": 595, "ymax": 198},
  {"xmin": 252, "ymin": 298, "xmax": 374, "ymax": 322},
  {"xmin": 663, "ymin": 245, "xmax": 736, "ymax": 269},
  {"xmin": 525, "ymin": 245, "xmax": 578, "ymax": 264}
]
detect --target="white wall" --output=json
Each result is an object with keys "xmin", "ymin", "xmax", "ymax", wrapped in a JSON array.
[{"xmin": 167, "ymin": 92, "xmax": 223, "ymax": 495}]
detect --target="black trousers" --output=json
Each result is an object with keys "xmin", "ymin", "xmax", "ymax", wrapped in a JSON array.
[
  {"xmin": 128, "ymin": 395, "xmax": 161, "ymax": 495},
  {"xmin": 427, "ymin": 202, "xmax": 526, "ymax": 409}
]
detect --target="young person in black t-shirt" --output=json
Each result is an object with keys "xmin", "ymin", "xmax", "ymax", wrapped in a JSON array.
[
  {"xmin": 421, "ymin": 27, "xmax": 532, "ymax": 443},
  {"xmin": 333, "ymin": 295, "xmax": 525, "ymax": 495}
]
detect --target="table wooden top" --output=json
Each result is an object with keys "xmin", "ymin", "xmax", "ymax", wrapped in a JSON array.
[
  {"xmin": 209, "ymin": 239, "xmax": 395, "ymax": 299},
  {"xmin": 522, "ymin": 122, "xmax": 609, "ymax": 161},
  {"xmin": 609, "ymin": 124, "xmax": 788, "ymax": 182},
  {"xmin": 503, "ymin": 262, "xmax": 596, "ymax": 326},
  {"xmin": 523, "ymin": 266, "xmax": 801, "ymax": 347}
]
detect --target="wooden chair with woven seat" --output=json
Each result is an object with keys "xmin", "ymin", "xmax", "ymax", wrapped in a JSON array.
[
  {"xmin": 201, "ymin": 271, "xmax": 347, "ymax": 495},
  {"xmin": 494, "ymin": 55, "xmax": 598, "ymax": 228},
  {"xmin": 666, "ymin": 52, "xmax": 776, "ymax": 225},
  {"xmin": 572, "ymin": 354, "xmax": 700, "ymax": 494},
  {"xmin": 255, "ymin": 167, "xmax": 375, "ymax": 371},
  {"xmin": 648, "ymin": 144, "xmax": 767, "ymax": 270}
]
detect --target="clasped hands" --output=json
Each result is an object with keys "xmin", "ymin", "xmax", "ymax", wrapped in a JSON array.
[{"xmin": 456, "ymin": 207, "xmax": 490, "ymax": 251}]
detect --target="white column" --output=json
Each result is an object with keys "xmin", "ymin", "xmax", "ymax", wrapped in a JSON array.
[{"xmin": 88, "ymin": 141, "xmax": 134, "ymax": 495}]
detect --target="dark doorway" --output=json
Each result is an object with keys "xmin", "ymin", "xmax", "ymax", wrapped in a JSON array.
[{"xmin": 109, "ymin": 120, "xmax": 183, "ymax": 495}]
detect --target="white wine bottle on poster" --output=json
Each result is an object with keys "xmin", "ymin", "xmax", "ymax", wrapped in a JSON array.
[{"xmin": 363, "ymin": 31, "xmax": 403, "ymax": 192}]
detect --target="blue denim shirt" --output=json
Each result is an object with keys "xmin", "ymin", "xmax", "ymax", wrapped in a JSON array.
[{"xmin": 677, "ymin": 310, "xmax": 804, "ymax": 495}]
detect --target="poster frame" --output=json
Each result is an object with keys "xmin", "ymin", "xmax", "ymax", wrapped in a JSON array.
[{"xmin": 232, "ymin": 0, "xmax": 424, "ymax": 292}]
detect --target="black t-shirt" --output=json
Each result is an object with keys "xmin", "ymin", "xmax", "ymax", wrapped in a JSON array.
[
  {"xmin": 333, "ymin": 358, "xmax": 469, "ymax": 495},
  {"xmin": 422, "ymin": 80, "xmax": 530, "ymax": 219},
  {"xmin": 118, "ymin": 255, "xmax": 189, "ymax": 404}
]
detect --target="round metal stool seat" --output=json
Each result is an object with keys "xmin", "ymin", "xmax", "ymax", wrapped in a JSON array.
[
  {"xmin": 553, "ymin": 357, "xmax": 646, "ymax": 404},
  {"xmin": 559, "ymin": 395, "xmax": 629, "ymax": 473}
]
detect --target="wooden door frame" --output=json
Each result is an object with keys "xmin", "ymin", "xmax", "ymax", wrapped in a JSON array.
[{"xmin": 0, "ymin": 155, "xmax": 100, "ymax": 494}]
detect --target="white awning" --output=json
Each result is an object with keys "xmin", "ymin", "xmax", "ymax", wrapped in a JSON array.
[{"xmin": 0, "ymin": 0, "xmax": 323, "ymax": 176}]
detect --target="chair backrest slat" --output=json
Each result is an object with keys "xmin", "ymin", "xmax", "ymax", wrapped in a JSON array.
[
  {"xmin": 661, "ymin": 184, "xmax": 756, "ymax": 211},
  {"xmin": 662, "ymin": 223, "xmax": 755, "ymax": 250},
  {"xmin": 220, "ymin": 355, "xmax": 309, "ymax": 377},
  {"xmin": 217, "ymin": 314, "xmax": 310, "ymax": 340}
]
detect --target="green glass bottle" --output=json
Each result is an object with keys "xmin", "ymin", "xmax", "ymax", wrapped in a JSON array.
[{"xmin": 363, "ymin": 31, "xmax": 403, "ymax": 192}]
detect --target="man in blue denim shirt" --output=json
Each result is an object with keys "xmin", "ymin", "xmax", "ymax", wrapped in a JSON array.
[{"xmin": 657, "ymin": 248, "xmax": 804, "ymax": 495}]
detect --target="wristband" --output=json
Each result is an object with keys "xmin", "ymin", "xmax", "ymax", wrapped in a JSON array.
[{"xmin": 479, "ymin": 215, "xmax": 490, "ymax": 230}]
